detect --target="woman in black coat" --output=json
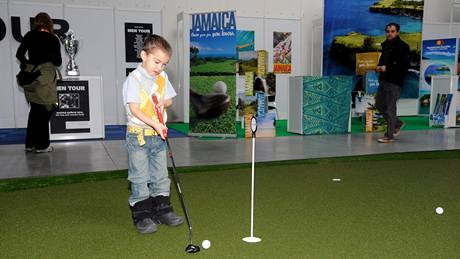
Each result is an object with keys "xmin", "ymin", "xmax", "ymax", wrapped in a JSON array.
[{"xmin": 16, "ymin": 12, "xmax": 62, "ymax": 153}]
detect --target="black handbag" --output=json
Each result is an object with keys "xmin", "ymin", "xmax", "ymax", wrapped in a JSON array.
[{"xmin": 16, "ymin": 64, "xmax": 41, "ymax": 87}]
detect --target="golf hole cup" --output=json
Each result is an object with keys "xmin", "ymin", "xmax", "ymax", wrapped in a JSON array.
[{"xmin": 202, "ymin": 240, "xmax": 211, "ymax": 249}]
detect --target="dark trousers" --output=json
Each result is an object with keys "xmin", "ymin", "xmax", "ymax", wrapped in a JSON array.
[
  {"xmin": 375, "ymin": 81, "xmax": 403, "ymax": 138},
  {"xmin": 25, "ymin": 102, "xmax": 54, "ymax": 150}
]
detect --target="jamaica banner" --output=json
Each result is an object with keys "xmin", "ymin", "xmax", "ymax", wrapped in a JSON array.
[{"xmin": 189, "ymin": 10, "xmax": 237, "ymax": 137}]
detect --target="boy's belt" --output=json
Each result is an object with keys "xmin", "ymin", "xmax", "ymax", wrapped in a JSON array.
[{"xmin": 127, "ymin": 125, "xmax": 158, "ymax": 146}]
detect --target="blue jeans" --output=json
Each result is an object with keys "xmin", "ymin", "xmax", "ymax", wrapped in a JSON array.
[{"xmin": 126, "ymin": 133, "xmax": 170, "ymax": 206}]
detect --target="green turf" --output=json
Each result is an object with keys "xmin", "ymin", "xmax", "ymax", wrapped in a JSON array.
[
  {"xmin": 3, "ymin": 150, "xmax": 459, "ymax": 193},
  {"xmin": 1, "ymin": 150, "xmax": 459, "ymax": 258}
]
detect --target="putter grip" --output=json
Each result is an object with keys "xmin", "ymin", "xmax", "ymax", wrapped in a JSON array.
[{"xmin": 151, "ymin": 95, "xmax": 167, "ymax": 137}]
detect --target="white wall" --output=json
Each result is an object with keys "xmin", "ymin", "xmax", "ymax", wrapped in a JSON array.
[
  {"xmin": 423, "ymin": 0, "xmax": 460, "ymax": 39},
  {"xmin": 424, "ymin": 0, "xmax": 460, "ymax": 23},
  {"xmin": 0, "ymin": 0, "xmax": 454, "ymax": 127}
]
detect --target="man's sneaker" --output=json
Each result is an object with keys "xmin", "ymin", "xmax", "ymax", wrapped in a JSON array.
[
  {"xmin": 35, "ymin": 146, "xmax": 53, "ymax": 153},
  {"xmin": 393, "ymin": 122, "xmax": 406, "ymax": 137},
  {"xmin": 377, "ymin": 136, "xmax": 394, "ymax": 143},
  {"xmin": 135, "ymin": 218, "xmax": 158, "ymax": 234},
  {"xmin": 25, "ymin": 147, "xmax": 35, "ymax": 152}
]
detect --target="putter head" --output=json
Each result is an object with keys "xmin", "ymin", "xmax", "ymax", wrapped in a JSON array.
[{"xmin": 185, "ymin": 244, "xmax": 200, "ymax": 253}]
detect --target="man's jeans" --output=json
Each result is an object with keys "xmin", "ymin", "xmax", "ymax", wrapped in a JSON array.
[
  {"xmin": 126, "ymin": 133, "xmax": 170, "ymax": 206},
  {"xmin": 375, "ymin": 81, "xmax": 403, "ymax": 138}
]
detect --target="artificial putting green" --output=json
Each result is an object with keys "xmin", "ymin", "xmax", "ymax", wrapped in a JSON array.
[{"xmin": 1, "ymin": 150, "xmax": 459, "ymax": 258}]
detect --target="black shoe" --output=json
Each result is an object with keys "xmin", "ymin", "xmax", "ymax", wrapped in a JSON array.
[
  {"xmin": 393, "ymin": 122, "xmax": 406, "ymax": 137},
  {"xmin": 35, "ymin": 146, "xmax": 53, "ymax": 153},
  {"xmin": 130, "ymin": 199, "xmax": 158, "ymax": 234},
  {"xmin": 377, "ymin": 136, "xmax": 394, "ymax": 143},
  {"xmin": 135, "ymin": 218, "xmax": 157, "ymax": 234},
  {"xmin": 151, "ymin": 196, "xmax": 184, "ymax": 226},
  {"xmin": 154, "ymin": 211, "xmax": 184, "ymax": 226}
]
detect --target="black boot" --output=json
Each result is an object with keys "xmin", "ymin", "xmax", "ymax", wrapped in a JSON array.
[
  {"xmin": 130, "ymin": 198, "xmax": 158, "ymax": 234},
  {"xmin": 151, "ymin": 195, "xmax": 184, "ymax": 226}
]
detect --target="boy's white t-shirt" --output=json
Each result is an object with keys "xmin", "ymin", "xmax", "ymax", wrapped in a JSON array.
[{"xmin": 122, "ymin": 63, "xmax": 177, "ymax": 128}]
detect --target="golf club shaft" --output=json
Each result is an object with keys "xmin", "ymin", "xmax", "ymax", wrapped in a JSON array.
[
  {"xmin": 166, "ymin": 138, "xmax": 194, "ymax": 245},
  {"xmin": 250, "ymin": 135, "xmax": 255, "ymax": 237},
  {"xmin": 151, "ymin": 95, "xmax": 195, "ymax": 246}
]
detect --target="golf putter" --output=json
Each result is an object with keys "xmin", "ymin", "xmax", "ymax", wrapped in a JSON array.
[{"xmin": 151, "ymin": 95, "xmax": 200, "ymax": 254}]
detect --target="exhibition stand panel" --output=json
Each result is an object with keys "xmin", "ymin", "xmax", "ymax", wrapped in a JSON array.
[
  {"xmin": 288, "ymin": 76, "xmax": 352, "ymax": 135},
  {"xmin": 429, "ymin": 75, "xmax": 460, "ymax": 128},
  {"xmin": 50, "ymin": 76, "xmax": 104, "ymax": 140}
]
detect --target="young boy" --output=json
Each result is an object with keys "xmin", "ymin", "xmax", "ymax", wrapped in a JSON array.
[{"xmin": 122, "ymin": 34, "xmax": 183, "ymax": 234}]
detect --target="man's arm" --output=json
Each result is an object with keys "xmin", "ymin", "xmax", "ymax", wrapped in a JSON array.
[{"xmin": 400, "ymin": 43, "xmax": 411, "ymax": 71}]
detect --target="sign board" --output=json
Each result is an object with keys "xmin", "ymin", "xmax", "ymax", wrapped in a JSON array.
[{"xmin": 50, "ymin": 76, "xmax": 104, "ymax": 140}]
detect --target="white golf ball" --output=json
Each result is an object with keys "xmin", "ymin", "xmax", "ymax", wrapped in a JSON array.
[
  {"xmin": 213, "ymin": 81, "xmax": 227, "ymax": 94},
  {"xmin": 435, "ymin": 207, "xmax": 444, "ymax": 215},
  {"xmin": 202, "ymin": 239, "xmax": 211, "ymax": 249}
]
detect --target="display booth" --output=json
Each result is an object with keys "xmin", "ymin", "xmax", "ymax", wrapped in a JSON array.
[
  {"xmin": 429, "ymin": 75, "xmax": 460, "ymax": 128},
  {"xmin": 177, "ymin": 11, "xmax": 301, "ymax": 125},
  {"xmin": 50, "ymin": 76, "xmax": 104, "ymax": 140},
  {"xmin": 288, "ymin": 76, "xmax": 352, "ymax": 135}
]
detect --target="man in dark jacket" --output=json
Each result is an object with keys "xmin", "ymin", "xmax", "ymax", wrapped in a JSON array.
[{"xmin": 375, "ymin": 22, "xmax": 410, "ymax": 143}]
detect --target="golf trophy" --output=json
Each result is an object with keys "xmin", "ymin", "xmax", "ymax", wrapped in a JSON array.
[{"xmin": 61, "ymin": 30, "xmax": 80, "ymax": 76}]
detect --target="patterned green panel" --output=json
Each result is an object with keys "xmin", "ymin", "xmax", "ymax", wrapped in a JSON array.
[{"xmin": 302, "ymin": 76, "xmax": 352, "ymax": 135}]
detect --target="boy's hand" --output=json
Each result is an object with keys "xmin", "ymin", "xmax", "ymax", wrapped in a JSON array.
[
  {"xmin": 152, "ymin": 121, "xmax": 168, "ymax": 140},
  {"xmin": 151, "ymin": 95, "xmax": 168, "ymax": 139},
  {"xmin": 376, "ymin": 65, "xmax": 386, "ymax": 72}
]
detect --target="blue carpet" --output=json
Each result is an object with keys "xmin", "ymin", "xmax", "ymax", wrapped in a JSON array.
[{"xmin": 0, "ymin": 125, "xmax": 188, "ymax": 145}]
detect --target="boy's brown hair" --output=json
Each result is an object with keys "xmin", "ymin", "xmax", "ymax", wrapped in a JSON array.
[{"xmin": 142, "ymin": 34, "xmax": 172, "ymax": 56}]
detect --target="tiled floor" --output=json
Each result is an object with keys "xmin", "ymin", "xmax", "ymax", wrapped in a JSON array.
[{"xmin": 1, "ymin": 129, "xmax": 459, "ymax": 179}]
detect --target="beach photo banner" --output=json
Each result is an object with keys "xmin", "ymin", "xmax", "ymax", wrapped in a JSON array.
[
  {"xmin": 323, "ymin": 0, "xmax": 424, "ymax": 99},
  {"xmin": 419, "ymin": 38, "xmax": 457, "ymax": 114},
  {"xmin": 189, "ymin": 10, "xmax": 237, "ymax": 137}
]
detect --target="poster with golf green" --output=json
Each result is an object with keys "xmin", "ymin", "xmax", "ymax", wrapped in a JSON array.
[
  {"xmin": 189, "ymin": 11, "xmax": 237, "ymax": 137},
  {"xmin": 323, "ymin": 0, "xmax": 423, "ymax": 100}
]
